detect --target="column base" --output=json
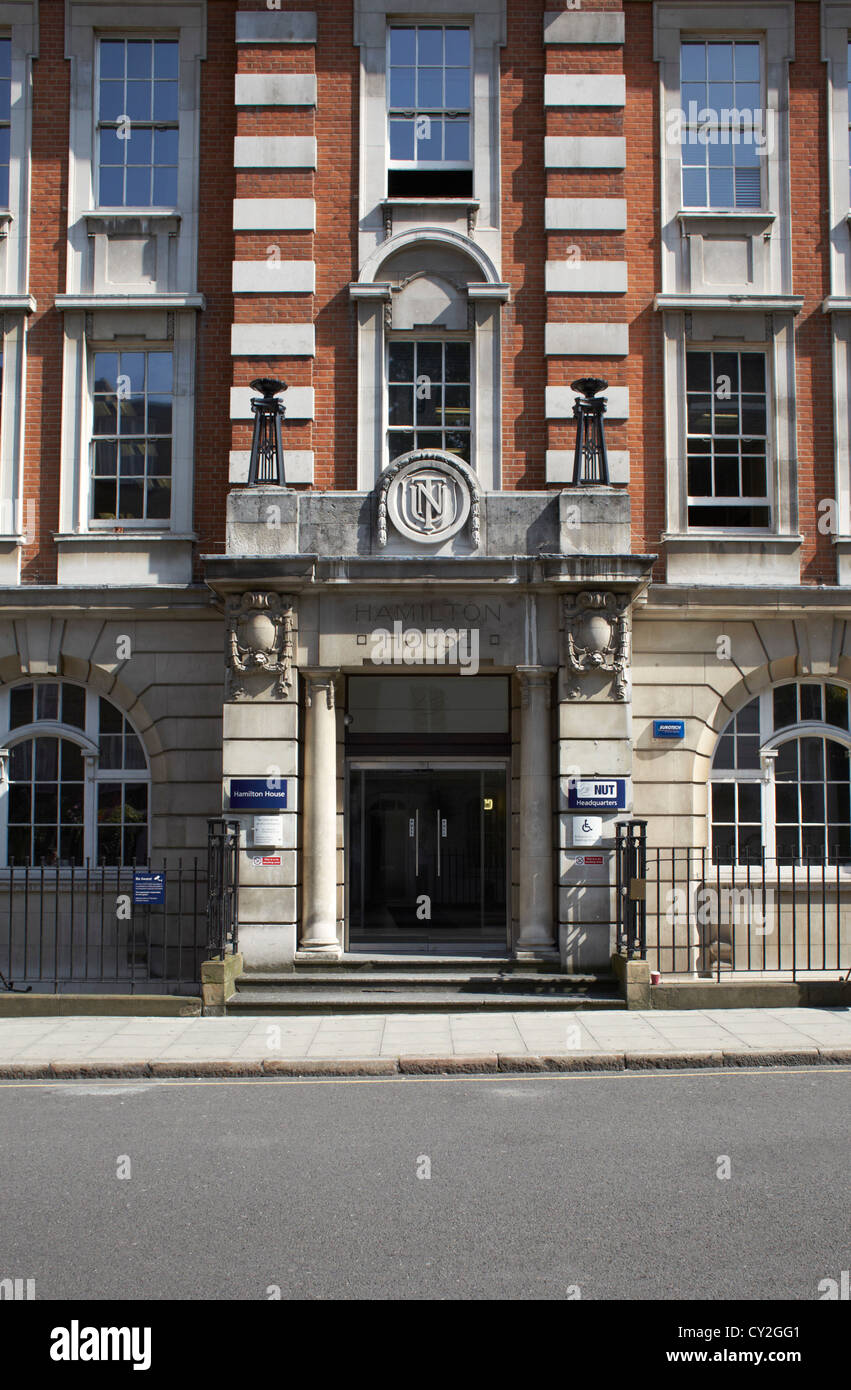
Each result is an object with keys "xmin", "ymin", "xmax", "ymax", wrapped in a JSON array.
[
  {"xmin": 294, "ymin": 945, "xmax": 343, "ymax": 961},
  {"xmin": 513, "ymin": 947, "xmax": 560, "ymax": 963}
]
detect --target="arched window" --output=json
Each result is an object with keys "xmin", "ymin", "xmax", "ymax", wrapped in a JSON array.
[
  {"xmin": 710, "ymin": 681, "xmax": 851, "ymax": 865},
  {"xmin": 0, "ymin": 681, "xmax": 149, "ymax": 867}
]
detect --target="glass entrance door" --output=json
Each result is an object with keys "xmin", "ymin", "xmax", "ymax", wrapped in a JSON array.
[{"xmin": 348, "ymin": 767, "xmax": 507, "ymax": 949}]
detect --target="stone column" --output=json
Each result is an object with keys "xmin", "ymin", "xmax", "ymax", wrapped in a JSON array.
[
  {"xmin": 516, "ymin": 666, "xmax": 557, "ymax": 956},
  {"xmin": 298, "ymin": 670, "xmax": 342, "ymax": 957}
]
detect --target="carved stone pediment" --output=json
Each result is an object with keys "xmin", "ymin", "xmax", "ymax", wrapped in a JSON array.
[
  {"xmin": 562, "ymin": 590, "xmax": 630, "ymax": 701},
  {"xmin": 225, "ymin": 591, "xmax": 295, "ymax": 700}
]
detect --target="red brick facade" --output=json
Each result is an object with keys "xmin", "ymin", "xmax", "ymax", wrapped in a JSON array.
[{"xmin": 10, "ymin": 0, "xmax": 843, "ymax": 586}]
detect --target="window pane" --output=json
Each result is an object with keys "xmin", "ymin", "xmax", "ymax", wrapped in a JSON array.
[
  {"xmin": 773, "ymin": 684, "xmax": 797, "ymax": 729},
  {"xmin": 60, "ymin": 740, "xmax": 83, "ymax": 781},
  {"xmin": 38, "ymin": 683, "xmax": 61, "ymax": 719},
  {"xmin": 9, "ymin": 685, "xmax": 33, "ymax": 729},
  {"xmin": 99, "ymin": 698, "xmax": 123, "ymax": 734},
  {"xmin": 734, "ymin": 43, "xmax": 760, "ymax": 83},
  {"xmin": 99, "ymin": 40, "xmax": 125, "ymax": 80},
  {"xmin": 775, "ymin": 783, "xmax": 798, "ymax": 823},
  {"xmin": 34, "ymin": 786, "xmax": 58, "ymax": 824},
  {"xmin": 153, "ymin": 81, "xmax": 179, "ymax": 122},
  {"xmin": 711, "ymin": 783, "xmax": 735, "ymax": 821},
  {"xmin": 443, "ymin": 119, "xmax": 469, "ymax": 162},
  {"xmin": 825, "ymin": 684, "xmax": 849, "ymax": 731},
  {"xmin": 154, "ymin": 40, "xmax": 179, "ymax": 80},
  {"xmin": 389, "ymin": 118, "xmax": 415, "ymax": 161},
  {"xmin": 681, "ymin": 43, "xmax": 706, "ymax": 81},
  {"xmin": 713, "ymin": 733, "xmax": 735, "ymax": 769},
  {"xmin": 388, "ymin": 384, "xmax": 413, "ymax": 426},
  {"xmin": 800, "ymin": 685, "xmax": 822, "ymax": 722},
  {"xmin": 153, "ymin": 128, "xmax": 179, "ymax": 166},
  {"xmin": 775, "ymin": 741, "xmax": 798, "ymax": 780},
  {"xmin": 389, "ymin": 68, "xmax": 415, "ymax": 108},
  {"xmin": 98, "ymin": 783, "xmax": 123, "ymax": 823},
  {"xmin": 737, "ymin": 698, "xmax": 759, "ymax": 733},
  {"xmin": 828, "ymin": 782, "xmax": 850, "ymax": 822},
  {"xmin": 737, "ymin": 782, "xmax": 761, "ymax": 822},
  {"xmin": 34, "ymin": 737, "xmax": 58, "ymax": 780},
  {"xmin": 8, "ymin": 783, "xmax": 30, "ymax": 823},
  {"xmin": 682, "ymin": 167, "xmax": 707, "ymax": 206},
  {"xmin": 800, "ymin": 782, "xmax": 825, "ymax": 823},
  {"xmin": 9, "ymin": 740, "xmax": 31, "ymax": 779},
  {"xmin": 389, "ymin": 337, "xmax": 411, "ymax": 378},
  {"xmin": 60, "ymin": 784, "xmax": 85, "ymax": 825},
  {"xmin": 60, "ymin": 827, "xmax": 84, "ymax": 866},
  {"xmin": 124, "ymin": 734, "xmax": 147, "ymax": 770},
  {"xmin": 800, "ymin": 737, "xmax": 824, "ymax": 781},
  {"xmin": 125, "ymin": 80, "xmax": 152, "ymax": 122},
  {"xmin": 99, "ymin": 166, "xmax": 124, "ymax": 206},
  {"xmin": 152, "ymin": 166, "xmax": 178, "ymax": 206},
  {"xmin": 736, "ymin": 736, "xmax": 760, "ymax": 770},
  {"xmin": 126, "ymin": 40, "xmax": 152, "ymax": 79},
  {"xmin": 445, "ymin": 28, "xmax": 470, "ymax": 67},
  {"xmin": 417, "ymin": 29, "xmax": 443, "ymax": 66},
  {"xmin": 389, "ymin": 28, "xmax": 416, "ymax": 65},
  {"xmin": 827, "ymin": 739, "xmax": 850, "ymax": 782}
]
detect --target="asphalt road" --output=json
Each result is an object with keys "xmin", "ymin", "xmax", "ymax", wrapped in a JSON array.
[{"xmin": 0, "ymin": 1068, "xmax": 848, "ymax": 1300}]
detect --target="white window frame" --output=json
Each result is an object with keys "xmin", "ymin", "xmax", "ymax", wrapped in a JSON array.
[
  {"xmin": 65, "ymin": 1, "xmax": 205, "ymax": 295},
  {"xmin": 86, "ymin": 340, "xmax": 176, "ymax": 530},
  {"xmin": 821, "ymin": 5, "xmax": 851, "ymax": 576},
  {"xmin": 354, "ymin": 0, "xmax": 505, "ymax": 273},
  {"xmin": 0, "ymin": 2, "xmax": 37, "ymax": 584},
  {"xmin": 94, "ymin": 33, "xmax": 181, "ymax": 211},
  {"xmin": 0, "ymin": 679, "xmax": 151, "ymax": 869},
  {"xmin": 385, "ymin": 329, "xmax": 475, "ymax": 470},
  {"xmin": 386, "ymin": 22, "xmax": 473, "ymax": 175},
  {"xmin": 677, "ymin": 36, "xmax": 766, "ymax": 212},
  {"xmin": 654, "ymin": 3, "xmax": 795, "ymax": 299},
  {"xmin": 709, "ymin": 681, "xmax": 851, "ymax": 866},
  {"xmin": 683, "ymin": 344, "xmax": 773, "ymax": 533}
]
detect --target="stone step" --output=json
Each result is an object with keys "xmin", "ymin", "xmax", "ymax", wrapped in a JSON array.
[
  {"xmin": 290, "ymin": 954, "xmax": 554, "ymax": 972},
  {"xmin": 238, "ymin": 971, "xmax": 616, "ymax": 993},
  {"xmin": 226, "ymin": 985, "xmax": 625, "ymax": 1014}
]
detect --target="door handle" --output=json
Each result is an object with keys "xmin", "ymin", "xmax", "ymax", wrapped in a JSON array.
[{"xmin": 436, "ymin": 808, "xmax": 441, "ymax": 878}]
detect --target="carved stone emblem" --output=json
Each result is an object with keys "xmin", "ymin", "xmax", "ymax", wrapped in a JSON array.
[
  {"xmin": 226, "ymin": 591, "xmax": 295, "ymax": 700},
  {"xmin": 378, "ymin": 450, "xmax": 480, "ymax": 547},
  {"xmin": 563, "ymin": 591, "xmax": 630, "ymax": 701}
]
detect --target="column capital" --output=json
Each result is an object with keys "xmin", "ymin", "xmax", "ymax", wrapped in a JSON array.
[
  {"xmin": 303, "ymin": 668, "xmax": 341, "ymax": 709},
  {"xmin": 516, "ymin": 665, "xmax": 556, "ymax": 708}
]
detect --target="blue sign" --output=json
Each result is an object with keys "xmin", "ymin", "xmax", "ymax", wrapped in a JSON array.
[
  {"xmin": 229, "ymin": 778, "xmax": 288, "ymax": 810},
  {"xmin": 133, "ymin": 871, "xmax": 165, "ymax": 905},
  {"xmin": 567, "ymin": 779, "xmax": 629, "ymax": 811},
  {"xmin": 653, "ymin": 719, "xmax": 685, "ymax": 740}
]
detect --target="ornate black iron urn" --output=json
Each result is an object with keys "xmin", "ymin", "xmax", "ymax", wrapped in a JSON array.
[
  {"xmin": 247, "ymin": 377, "xmax": 287, "ymax": 485},
  {"xmin": 571, "ymin": 376, "xmax": 610, "ymax": 486}
]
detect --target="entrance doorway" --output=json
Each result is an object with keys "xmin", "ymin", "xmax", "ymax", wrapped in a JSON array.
[{"xmin": 348, "ymin": 766, "xmax": 508, "ymax": 951}]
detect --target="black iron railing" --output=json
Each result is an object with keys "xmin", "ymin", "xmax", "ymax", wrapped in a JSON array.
[
  {"xmin": 0, "ymin": 859, "xmax": 206, "ymax": 995},
  {"xmin": 638, "ymin": 845, "xmax": 851, "ymax": 977}
]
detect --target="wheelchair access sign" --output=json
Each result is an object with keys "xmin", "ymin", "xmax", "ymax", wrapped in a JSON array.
[{"xmin": 567, "ymin": 779, "xmax": 629, "ymax": 812}]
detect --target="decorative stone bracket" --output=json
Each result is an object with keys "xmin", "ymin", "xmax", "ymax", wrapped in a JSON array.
[
  {"xmin": 225, "ymin": 591, "xmax": 295, "ymax": 700},
  {"xmin": 562, "ymin": 590, "xmax": 630, "ymax": 701}
]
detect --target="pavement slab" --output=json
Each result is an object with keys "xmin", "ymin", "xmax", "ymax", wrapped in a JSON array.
[{"xmin": 0, "ymin": 1007, "xmax": 848, "ymax": 1076}]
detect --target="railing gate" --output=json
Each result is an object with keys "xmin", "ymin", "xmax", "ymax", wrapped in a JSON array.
[
  {"xmin": 616, "ymin": 819, "xmax": 647, "ymax": 959},
  {"xmin": 207, "ymin": 819, "xmax": 240, "ymax": 959}
]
